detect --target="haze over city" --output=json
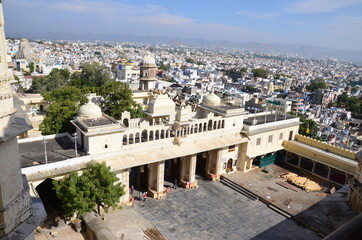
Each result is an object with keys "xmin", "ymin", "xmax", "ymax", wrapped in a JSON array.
[{"xmin": 4, "ymin": 0, "xmax": 362, "ymax": 51}]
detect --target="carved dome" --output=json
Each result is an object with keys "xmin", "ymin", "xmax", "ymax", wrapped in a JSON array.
[
  {"xmin": 78, "ymin": 97, "xmax": 102, "ymax": 119},
  {"xmin": 148, "ymin": 94, "xmax": 175, "ymax": 115},
  {"xmin": 202, "ymin": 92, "xmax": 221, "ymax": 106},
  {"xmin": 142, "ymin": 53, "xmax": 156, "ymax": 65}
]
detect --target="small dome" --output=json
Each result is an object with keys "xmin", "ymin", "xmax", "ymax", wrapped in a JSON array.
[
  {"xmin": 78, "ymin": 96, "xmax": 102, "ymax": 119},
  {"xmin": 148, "ymin": 94, "xmax": 175, "ymax": 115},
  {"xmin": 142, "ymin": 53, "xmax": 156, "ymax": 65},
  {"xmin": 202, "ymin": 92, "xmax": 221, "ymax": 106}
]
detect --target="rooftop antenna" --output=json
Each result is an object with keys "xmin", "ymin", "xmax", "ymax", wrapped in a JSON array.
[{"xmin": 42, "ymin": 137, "xmax": 48, "ymax": 164}]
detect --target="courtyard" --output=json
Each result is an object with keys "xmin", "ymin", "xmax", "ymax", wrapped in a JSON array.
[{"xmin": 108, "ymin": 175, "xmax": 321, "ymax": 240}]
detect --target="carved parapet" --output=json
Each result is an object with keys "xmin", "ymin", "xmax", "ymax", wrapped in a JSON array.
[{"xmin": 295, "ymin": 134, "xmax": 356, "ymax": 160}]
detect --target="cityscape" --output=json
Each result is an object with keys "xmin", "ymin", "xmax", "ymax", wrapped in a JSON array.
[{"xmin": 1, "ymin": 1, "xmax": 362, "ymax": 240}]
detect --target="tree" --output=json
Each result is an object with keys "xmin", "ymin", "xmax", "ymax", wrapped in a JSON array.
[
  {"xmin": 31, "ymin": 68, "xmax": 70, "ymax": 93},
  {"xmin": 252, "ymin": 68, "xmax": 269, "ymax": 78},
  {"xmin": 40, "ymin": 86, "xmax": 88, "ymax": 134},
  {"xmin": 306, "ymin": 78, "xmax": 327, "ymax": 92},
  {"xmin": 186, "ymin": 58, "xmax": 195, "ymax": 64},
  {"xmin": 74, "ymin": 62, "xmax": 112, "ymax": 88},
  {"xmin": 245, "ymin": 85, "xmax": 256, "ymax": 93},
  {"xmin": 98, "ymin": 82, "xmax": 145, "ymax": 119},
  {"xmin": 29, "ymin": 62, "xmax": 35, "ymax": 73},
  {"xmin": 289, "ymin": 112, "xmax": 318, "ymax": 138},
  {"xmin": 53, "ymin": 162, "xmax": 125, "ymax": 217},
  {"xmin": 83, "ymin": 162, "xmax": 125, "ymax": 214},
  {"xmin": 158, "ymin": 64, "xmax": 167, "ymax": 71},
  {"xmin": 240, "ymin": 67, "xmax": 247, "ymax": 73},
  {"xmin": 53, "ymin": 172, "xmax": 95, "ymax": 217}
]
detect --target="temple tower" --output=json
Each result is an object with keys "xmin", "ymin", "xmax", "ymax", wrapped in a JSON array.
[
  {"xmin": 0, "ymin": 2, "xmax": 41, "ymax": 239},
  {"xmin": 139, "ymin": 53, "xmax": 157, "ymax": 91}
]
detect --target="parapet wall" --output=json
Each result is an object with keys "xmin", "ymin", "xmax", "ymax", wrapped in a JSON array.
[{"xmin": 295, "ymin": 134, "xmax": 356, "ymax": 160}]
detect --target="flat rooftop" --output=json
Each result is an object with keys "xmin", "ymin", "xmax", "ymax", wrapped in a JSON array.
[
  {"xmin": 244, "ymin": 114, "xmax": 295, "ymax": 126},
  {"xmin": 18, "ymin": 136, "xmax": 85, "ymax": 168}
]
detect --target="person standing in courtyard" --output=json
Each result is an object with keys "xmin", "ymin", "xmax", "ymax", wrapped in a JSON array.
[
  {"xmin": 139, "ymin": 191, "xmax": 143, "ymax": 201},
  {"xmin": 173, "ymin": 178, "xmax": 178, "ymax": 189},
  {"xmin": 143, "ymin": 192, "xmax": 147, "ymax": 202},
  {"xmin": 130, "ymin": 185, "xmax": 134, "ymax": 194}
]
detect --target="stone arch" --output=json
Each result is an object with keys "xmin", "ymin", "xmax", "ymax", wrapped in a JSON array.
[
  {"xmin": 222, "ymin": 120, "xmax": 225, "ymax": 128},
  {"xmin": 135, "ymin": 132, "xmax": 140, "ymax": 143},
  {"xmin": 218, "ymin": 120, "xmax": 221, "ymax": 129},
  {"xmin": 183, "ymin": 127, "xmax": 187, "ymax": 135},
  {"xmin": 208, "ymin": 119, "xmax": 213, "ymax": 130},
  {"xmin": 149, "ymin": 130, "xmax": 154, "ymax": 141},
  {"xmin": 199, "ymin": 123, "xmax": 203, "ymax": 132},
  {"xmin": 123, "ymin": 135, "xmax": 128, "ymax": 145},
  {"xmin": 213, "ymin": 121, "xmax": 217, "ymax": 130},
  {"xmin": 190, "ymin": 125, "xmax": 194, "ymax": 134},
  {"xmin": 203, "ymin": 123, "xmax": 207, "ymax": 131},
  {"xmin": 161, "ymin": 129, "xmax": 165, "ymax": 139},
  {"xmin": 141, "ymin": 130, "xmax": 148, "ymax": 142},
  {"xmin": 129, "ymin": 134, "xmax": 134, "ymax": 144},
  {"xmin": 155, "ymin": 130, "xmax": 160, "ymax": 140}
]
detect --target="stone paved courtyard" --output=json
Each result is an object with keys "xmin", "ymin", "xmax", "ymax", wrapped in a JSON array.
[{"xmin": 132, "ymin": 176, "xmax": 321, "ymax": 240}]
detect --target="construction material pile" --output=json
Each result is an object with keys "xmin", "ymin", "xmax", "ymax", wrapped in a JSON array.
[
  {"xmin": 281, "ymin": 173, "xmax": 322, "ymax": 192},
  {"xmin": 143, "ymin": 227, "xmax": 167, "ymax": 240}
]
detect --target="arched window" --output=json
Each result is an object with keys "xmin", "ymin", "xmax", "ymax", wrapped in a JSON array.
[
  {"xmin": 222, "ymin": 120, "xmax": 225, "ymax": 128},
  {"xmin": 123, "ymin": 135, "xmax": 128, "ymax": 145},
  {"xmin": 155, "ymin": 130, "xmax": 160, "ymax": 140},
  {"xmin": 208, "ymin": 120, "xmax": 213, "ymax": 130},
  {"xmin": 123, "ymin": 118, "xmax": 129, "ymax": 127},
  {"xmin": 194, "ymin": 125, "xmax": 198, "ymax": 133},
  {"xmin": 190, "ymin": 125, "xmax": 194, "ymax": 134},
  {"xmin": 149, "ymin": 131, "xmax": 154, "ymax": 141},
  {"xmin": 141, "ymin": 130, "xmax": 148, "ymax": 142},
  {"xmin": 161, "ymin": 129, "xmax": 165, "ymax": 139},
  {"xmin": 129, "ymin": 134, "xmax": 134, "ymax": 144},
  {"xmin": 199, "ymin": 123, "xmax": 202, "ymax": 132},
  {"xmin": 218, "ymin": 120, "xmax": 221, "ymax": 129},
  {"xmin": 135, "ymin": 132, "xmax": 140, "ymax": 143},
  {"xmin": 203, "ymin": 123, "xmax": 207, "ymax": 131}
]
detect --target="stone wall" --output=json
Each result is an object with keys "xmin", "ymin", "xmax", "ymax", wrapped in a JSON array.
[
  {"xmin": 295, "ymin": 134, "xmax": 356, "ymax": 160},
  {"xmin": 83, "ymin": 212, "xmax": 117, "ymax": 240}
]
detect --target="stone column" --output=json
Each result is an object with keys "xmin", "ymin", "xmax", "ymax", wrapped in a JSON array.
[
  {"xmin": 207, "ymin": 149, "xmax": 222, "ymax": 181},
  {"xmin": 236, "ymin": 143, "xmax": 247, "ymax": 172},
  {"xmin": 115, "ymin": 169, "xmax": 130, "ymax": 204},
  {"xmin": 147, "ymin": 161, "xmax": 165, "ymax": 199},
  {"xmin": 312, "ymin": 161, "xmax": 316, "ymax": 173},
  {"xmin": 180, "ymin": 154, "xmax": 197, "ymax": 188},
  {"xmin": 297, "ymin": 156, "xmax": 302, "ymax": 167}
]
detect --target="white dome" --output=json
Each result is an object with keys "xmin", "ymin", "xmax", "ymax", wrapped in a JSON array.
[
  {"xmin": 142, "ymin": 54, "xmax": 156, "ymax": 65},
  {"xmin": 202, "ymin": 93, "xmax": 221, "ymax": 106},
  {"xmin": 148, "ymin": 94, "xmax": 175, "ymax": 115},
  {"xmin": 78, "ymin": 97, "xmax": 102, "ymax": 119}
]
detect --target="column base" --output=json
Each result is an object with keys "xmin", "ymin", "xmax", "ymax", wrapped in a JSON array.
[
  {"xmin": 180, "ymin": 180, "xmax": 198, "ymax": 189},
  {"xmin": 206, "ymin": 173, "xmax": 220, "ymax": 182},
  {"xmin": 148, "ymin": 188, "xmax": 167, "ymax": 199}
]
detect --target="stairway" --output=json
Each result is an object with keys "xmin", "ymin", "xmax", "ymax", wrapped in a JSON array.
[{"xmin": 220, "ymin": 177, "xmax": 259, "ymax": 201}]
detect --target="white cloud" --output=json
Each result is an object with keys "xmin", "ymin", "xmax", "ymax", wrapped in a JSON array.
[
  {"xmin": 285, "ymin": 0, "xmax": 362, "ymax": 14},
  {"xmin": 236, "ymin": 11, "xmax": 280, "ymax": 20}
]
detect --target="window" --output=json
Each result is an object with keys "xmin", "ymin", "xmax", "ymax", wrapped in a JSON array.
[
  {"xmin": 223, "ymin": 162, "xmax": 227, "ymax": 169},
  {"xmin": 279, "ymin": 133, "xmax": 283, "ymax": 140},
  {"xmin": 105, "ymin": 144, "xmax": 108, "ymax": 148},
  {"xmin": 228, "ymin": 145, "xmax": 236, "ymax": 152},
  {"xmin": 256, "ymin": 138, "xmax": 261, "ymax": 146},
  {"xmin": 289, "ymin": 131, "xmax": 293, "ymax": 140},
  {"xmin": 233, "ymin": 160, "xmax": 237, "ymax": 167},
  {"xmin": 268, "ymin": 135, "xmax": 273, "ymax": 143}
]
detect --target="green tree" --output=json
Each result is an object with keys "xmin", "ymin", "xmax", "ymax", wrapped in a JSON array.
[
  {"xmin": 53, "ymin": 162, "xmax": 125, "ymax": 217},
  {"xmin": 245, "ymin": 85, "xmax": 256, "ymax": 93},
  {"xmin": 186, "ymin": 58, "xmax": 195, "ymax": 64},
  {"xmin": 158, "ymin": 64, "xmax": 167, "ymax": 71},
  {"xmin": 53, "ymin": 172, "xmax": 95, "ymax": 217},
  {"xmin": 306, "ymin": 78, "xmax": 327, "ymax": 92},
  {"xmin": 31, "ymin": 68, "xmax": 70, "ymax": 93},
  {"xmin": 98, "ymin": 82, "xmax": 145, "ymax": 119},
  {"xmin": 240, "ymin": 67, "xmax": 247, "ymax": 73},
  {"xmin": 29, "ymin": 62, "xmax": 35, "ymax": 73},
  {"xmin": 74, "ymin": 62, "xmax": 112, "ymax": 88},
  {"xmin": 252, "ymin": 68, "xmax": 269, "ymax": 78},
  {"xmin": 40, "ymin": 86, "xmax": 88, "ymax": 134},
  {"xmin": 289, "ymin": 112, "xmax": 318, "ymax": 138},
  {"xmin": 83, "ymin": 162, "xmax": 125, "ymax": 214}
]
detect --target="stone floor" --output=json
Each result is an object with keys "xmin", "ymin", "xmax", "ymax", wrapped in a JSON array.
[
  {"xmin": 128, "ymin": 176, "xmax": 321, "ymax": 240},
  {"xmin": 224, "ymin": 163, "xmax": 329, "ymax": 216}
]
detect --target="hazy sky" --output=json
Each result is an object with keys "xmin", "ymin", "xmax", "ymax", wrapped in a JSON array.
[{"xmin": 3, "ymin": 0, "xmax": 362, "ymax": 50}]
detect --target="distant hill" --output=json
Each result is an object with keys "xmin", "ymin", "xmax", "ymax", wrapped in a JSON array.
[{"xmin": 8, "ymin": 32, "xmax": 362, "ymax": 63}]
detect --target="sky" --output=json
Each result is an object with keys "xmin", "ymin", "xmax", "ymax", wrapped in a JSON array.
[{"xmin": 3, "ymin": 0, "xmax": 362, "ymax": 51}]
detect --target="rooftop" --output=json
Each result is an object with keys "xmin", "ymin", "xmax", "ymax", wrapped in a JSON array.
[
  {"xmin": 244, "ymin": 113, "xmax": 295, "ymax": 126},
  {"xmin": 18, "ymin": 135, "xmax": 85, "ymax": 168}
]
